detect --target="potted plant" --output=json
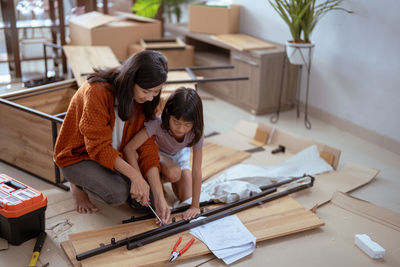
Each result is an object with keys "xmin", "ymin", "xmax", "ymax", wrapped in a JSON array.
[
  {"xmin": 132, "ymin": 0, "xmax": 191, "ymax": 23},
  {"xmin": 268, "ymin": 0, "xmax": 353, "ymax": 64}
]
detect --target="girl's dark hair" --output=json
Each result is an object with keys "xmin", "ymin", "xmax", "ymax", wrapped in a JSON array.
[
  {"xmin": 87, "ymin": 50, "xmax": 168, "ymax": 121},
  {"xmin": 161, "ymin": 87, "xmax": 204, "ymax": 147}
]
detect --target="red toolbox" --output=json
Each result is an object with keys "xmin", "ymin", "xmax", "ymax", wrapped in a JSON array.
[{"xmin": 0, "ymin": 173, "xmax": 47, "ymax": 245}]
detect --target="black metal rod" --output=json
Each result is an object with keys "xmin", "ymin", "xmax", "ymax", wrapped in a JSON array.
[
  {"xmin": 165, "ymin": 76, "xmax": 248, "ymax": 84},
  {"xmin": 169, "ymin": 65, "xmax": 234, "ymax": 71},
  {"xmin": 185, "ymin": 67, "xmax": 197, "ymax": 80},
  {"xmin": 124, "ymin": 175, "xmax": 308, "ymax": 224},
  {"xmin": 76, "ymin": 175, "xmax": 314, "ymax": 260},
  {"xmin": 80, "ymin": 65, "xmax": 236, "ymax": 77},
  {"xmin": 54, "ymin": 111, "xmax": 67, "ymax": 118},
  {"xmin": 76, "ymin": 187, "xmax": 277, "ymax": 260},
  {"xmin": 0, "ymin": 98, "xmax": 63, "ymax": 124},
  {"xmin": 127, "ymin": 177, "xmax": 314, "ymax": 250},
  {"xmin": 6, "ymin": 86, "xmax": 71, "ymax": 101},
  {"xmin": 145, "ymin": 46, "xmax": 185, "ymax": 51}
]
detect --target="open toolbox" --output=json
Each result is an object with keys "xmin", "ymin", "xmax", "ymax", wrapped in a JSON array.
[{"xmin": 0, "ymin": 173, "xmax": 47, "ymax": 245}]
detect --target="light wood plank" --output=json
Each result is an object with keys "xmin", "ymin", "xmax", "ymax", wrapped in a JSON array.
[
  {"xmin": 64, "ymin": 196, "xmax": 323, "ymax": 266},
  {"xmin": 0, "ymin": 103, "xmax": 57, "ymax": 182},
  {"xmin": 14, "ymin": 88, "xmax": 76, "ymax": 115},
  {"xmin": 61, "ymin": 241, "xmax": 82, "ymax": 267},
  {"xmin": 196, "ymin": 142, "xmax": 251, "ymax": 181},
  {"xmin": 63, "ymin": 46, "xmax": 121, "ymax": 86},
  {"xmin": 211, "ymin": 33, "xmax": 275, "ymax": 51}
]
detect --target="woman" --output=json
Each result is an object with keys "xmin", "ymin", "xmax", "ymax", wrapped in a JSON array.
[{"xmin": 54, "ymin": 50, "xmax": 170, "ymax": 224}]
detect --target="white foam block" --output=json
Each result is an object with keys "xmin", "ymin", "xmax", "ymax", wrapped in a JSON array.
[{"xmin": 354, "ymin": 234, "xmax": 385, "ymax": 259}]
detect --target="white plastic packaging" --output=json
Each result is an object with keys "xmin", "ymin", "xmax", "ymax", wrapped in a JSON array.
[{"xmin": 354, "ymin": 234, "xmax": 385, "ymax": 259}]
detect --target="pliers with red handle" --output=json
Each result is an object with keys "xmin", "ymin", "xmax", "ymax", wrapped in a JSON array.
[{"xmin": 168, "ymin": 237, "xmax": 195, "ymax": 262}]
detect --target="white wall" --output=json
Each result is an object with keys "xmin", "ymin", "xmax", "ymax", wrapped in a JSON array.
[{"xmin": 234, "ymin": 0, "xmax": 400, "ymax": 143}]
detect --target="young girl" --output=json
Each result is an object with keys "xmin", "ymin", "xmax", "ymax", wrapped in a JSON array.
[{"xmin": 124, "ymin": 87, "xmax": 204, "ymax": 220}]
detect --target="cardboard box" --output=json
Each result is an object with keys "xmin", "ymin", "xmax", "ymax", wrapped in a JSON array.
[
  {"xmin": 20, "ymin": 38, "xmax": 52, "ymax": 59},
  {"xmin": 188, "ymin": 4, "xmax": 240, "ymax": 34},
  {"xmin": 128, "ymin": 38, "xmax": 195, "ymax": 68},
  {"xmin": 68, "ymin": 11, "xmax": 162, "ymax": 61}
]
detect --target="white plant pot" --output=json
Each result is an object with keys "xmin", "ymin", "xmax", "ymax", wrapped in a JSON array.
[{"xmin": 286, "ymin": 41, "xmax": 315, "ymax": 65}]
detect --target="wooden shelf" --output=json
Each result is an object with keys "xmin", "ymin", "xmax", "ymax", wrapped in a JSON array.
[
  {"xmin": 0, "ymin": 52, "xmax": 62, "ymax": 63},
  {"xmin": 0, "ymin": 19, "xmax": 68, "ymax": 30},
  {"xmin": 0, "ymin": 0, "xmax": 67, "ymax": 78},
  {"xmin": 165, "ymin": 23, "xmax": 299, "ymax": 115}
]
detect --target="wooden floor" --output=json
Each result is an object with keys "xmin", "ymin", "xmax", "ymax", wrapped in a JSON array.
[{"xmin": 1, "ymin": 84, "xmax": 400, "ymax": 266}]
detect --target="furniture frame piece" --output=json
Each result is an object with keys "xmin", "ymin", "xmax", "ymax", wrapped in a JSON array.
[
  {"xmin": 271, "ymin": 45, "xmax": 315, "ymax": 129},
  {"xmin": 165, "ymin": 24, "xmax": 299, "ymax": 115},
  {"xmin": 76, "ymin": 175, "xmax": 314, "ymax": 260},
  {"xmin": 140, "ymin": 37, "xmax": 186, "ymax": 50},
  {"xmin": 0, "ymin": 68, "xmax": 244, "ymax": 190},
  {"xmin": 0, "ymin": 0, "xmax": 67, "ymax": 78},
  {"xmin": 0, "ymin": 80, "xmax": 79, "ymax": 190}
]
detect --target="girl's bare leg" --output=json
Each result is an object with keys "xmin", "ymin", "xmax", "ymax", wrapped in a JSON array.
[
  {"xmin": 160, "ymin": 155, "xmax": 181, "ymax": 183},
  {"xmin": 171, "ymin": 169, "xmax": 192, "ymax": 202}
]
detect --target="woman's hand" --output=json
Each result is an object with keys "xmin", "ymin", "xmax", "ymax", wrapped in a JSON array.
[
  {"xmin": 129, "ymin": 175, "xmax": 150, "ymax": 206},
  {"xmin": 182, "ymin": 206, "xmax": 200, "ymax": 220},
  {"xmin": 114, "ymin": 156, "xmax": 149, "ymax": 205},
  {"xmin": 154, "ymin": 195, "xmax": 171, "ymax": 225}
]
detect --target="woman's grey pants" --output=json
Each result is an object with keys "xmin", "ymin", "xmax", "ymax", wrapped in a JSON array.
[{"xmin": 60, "ymin": 160, "xmax": 130, "ymax": 206}]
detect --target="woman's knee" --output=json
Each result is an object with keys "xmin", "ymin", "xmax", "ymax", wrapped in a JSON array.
[{"xmin": 101, "ymin": 185, "xmax": 130, "ymax": 206}]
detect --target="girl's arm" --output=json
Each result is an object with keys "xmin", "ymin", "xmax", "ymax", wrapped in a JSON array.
[
  {"xmin": 124, "ymin": 128, "xmax": 150, "ymax": 171},
  {"xmin": 147, "ymin": 166, "xmax": 171, "ymax": 224},
  {"xmin": 182, "ymin": 148, "xmax": 203, "ymax": 220},
  {"xmin": 191, "ymin": 148, "xmax": 203, "ymax": 208}
]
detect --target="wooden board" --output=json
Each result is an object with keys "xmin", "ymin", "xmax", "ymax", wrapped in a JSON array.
[
  {"xmin": 197, "ymin": 142, "xmax": 251, "ymax": 181},
  {"xmin": 270, "ymin": 129, "xmax": 341, "ymax": 170},
  {"xmin": 211, "ymin": 33, "xmax": 275, "ymax": 51},
  {"xmin": 0, "ymin": 102, "xmax": 57, "ymax": 182},
  {"xmin": 140, "ymin": 37, "xmax": 186, "ymax": 50},
  {"xmin": 63, "ymin": 46, "xmax": 121, "ymax": 86},
  {"xmin": 13, "ymin": 88, "xmax": 76, "ymax": 115},
  {"xmin": 62, "ymin": 196, "xmax": 324, "ymax": 266}
]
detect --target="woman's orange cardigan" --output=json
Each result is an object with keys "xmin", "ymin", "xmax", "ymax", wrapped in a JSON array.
[{"xmin": 54, "ymin": 81, "xmax": 160, "ymax": 176}]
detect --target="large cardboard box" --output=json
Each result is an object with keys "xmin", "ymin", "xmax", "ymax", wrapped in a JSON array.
[
  {"xmin": 128, "ymin": 39, "xmax": 194, "ymax": 68},
  {"xmin": 188, "ymin": 4, "xmax": 240, "ymax": 34},
  {"xmin": 68, "ymin": 12, "xmax": 162, "ymax": 61}
]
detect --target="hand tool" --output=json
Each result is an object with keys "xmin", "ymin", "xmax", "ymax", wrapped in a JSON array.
[
  {"xmin": 169, "ymin": 237, "xmax": 195, "ymax": 262},
  {"xmin": 271, "ymin": 145, "xmax": 286, "ymax": 154},
  {"xmin": 28, "ymin": 231, "xmax": 47, "ymax": 266},
  {"xmin": 147, "ymin": 203, "xmax": 164, "ymax": 226},
  {"xmin": 76, "ymin": 175, "xmax": 314, "ymax": 260}
]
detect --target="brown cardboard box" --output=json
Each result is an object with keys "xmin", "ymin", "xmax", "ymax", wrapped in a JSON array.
[
  {"xmin": 128, "ymin": 40, "xmax": 194, "ymax": 68},
  {"xmin": 68, "ymin": 11, "xmax": 162, "ymax": 61},
  {"xmin": 188, "ymin": 4, "xmax": 240, "ymax": 34}
]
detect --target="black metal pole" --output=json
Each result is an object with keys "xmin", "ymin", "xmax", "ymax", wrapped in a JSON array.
[
  {"xmin": 127, "ymin": 177, "xmax": 314, "ymax": 250},
  {"xmin": 123, "ymin": 175, "xmax": 308, "ymax": 224},
  {"xmin": 165, "ymin": 76, "xmax": 249, "ymax": 84},
  {"xmin": 76, "ymin": 187, "xmax": 277, "ymax": 261},
  {"xmin": 76, "ymin": 175, "xmax": 314, "ymax": 260}
]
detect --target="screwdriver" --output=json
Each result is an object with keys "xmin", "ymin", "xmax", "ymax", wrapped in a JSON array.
[
  {"xmin": 147, "ymin": 203, "xmax": 165, "ymax": 226},
  {"xmin": 28, "ymin": 231, "xmax": 47, "ymax": 266}
]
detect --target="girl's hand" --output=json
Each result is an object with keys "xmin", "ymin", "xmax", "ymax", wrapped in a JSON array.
[
  {"xmin": 182, "ymin": 206, "xmax": 200, "ymax": 220},
  {"xmin": 130, "ymin": 176, "xmax": 150, "ymax": 206},
  {"xmin": 154, "ymin": 195, "xmax": 171, "ymax": 225}
]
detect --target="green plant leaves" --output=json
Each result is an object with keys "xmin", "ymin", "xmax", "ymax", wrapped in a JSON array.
[
  {"xmin": 132, "ymin": 0, "xmax": 161, "ymax": 18},
  {"xmin": 268, "ymin": 0, "xmax": 352, "ymax": 43},
  {"xmin": 132, "ymin": 0, "xmax": 190, "ymax": 23}
]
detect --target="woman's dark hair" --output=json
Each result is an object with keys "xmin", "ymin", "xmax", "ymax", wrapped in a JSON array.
[
  {"xmin": 87, "ymin": 50, "xmax": 168, "ymax": 121},
  {"xmin": 161, "ymin": 87, "xmax": 204, "ymax": 147}
]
